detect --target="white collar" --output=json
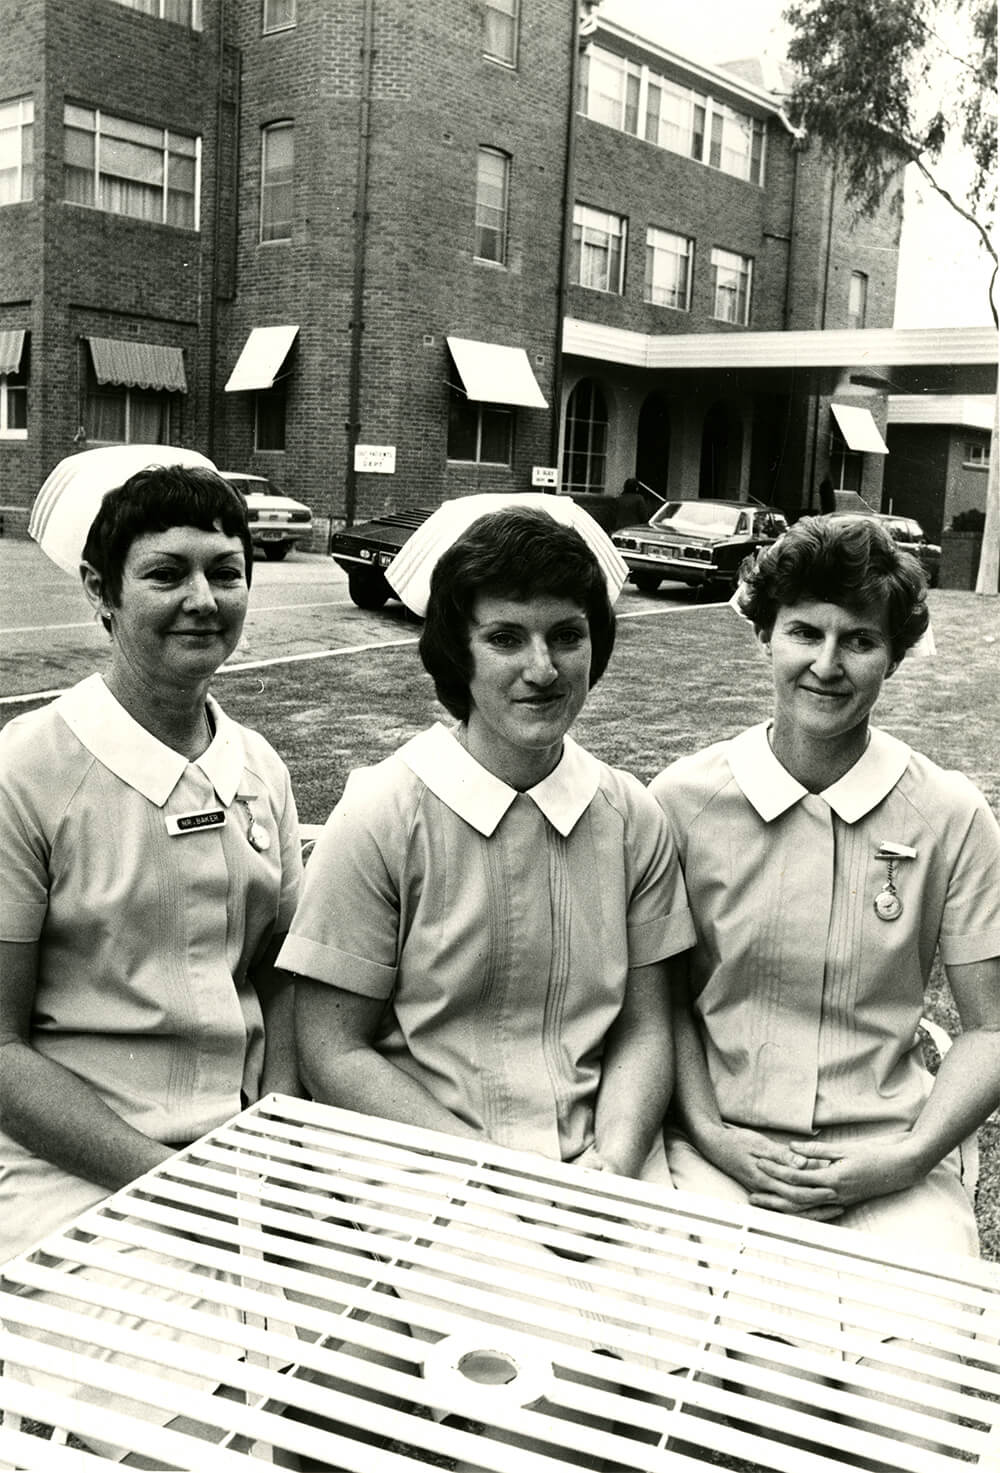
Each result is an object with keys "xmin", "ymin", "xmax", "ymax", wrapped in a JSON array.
[
  {"xmin": 398, "ymin": 722, "xmax": 603, "ymax": 837},
  {"xmin": 56, "ymin": 673, "xmax": 246, "ymax": 807},
  {"xmin": 727, "ymin": 722, "xmax": 912, "ymax": 824}
]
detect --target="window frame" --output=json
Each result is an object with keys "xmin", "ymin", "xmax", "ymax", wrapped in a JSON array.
[
  {"xmin": 571, "ymin": 203, "xmax": 627, "ymax": 295},
  {"xmin": 84, "ymin": 385, "xmax": 173, "ymax": 446},
  {"xmin": 474, "ymin": 147, "xmax": 510, "ymax": 266},
  {"xmin": 848, "ymin": 270, "xmax": 869, "ymax": 330},
  {"xmin": 829, "ymin": 427, "xmax": 863, "ymax": 492},
  {"xmin": 645, "ymin": 226, "xmax": 694, "ymax": 311},
  {"xmin": 963, "ymin": 441, "xmax": 989, "ymax": 468},
  {"xmin": 710, "ymin": 246, "xmax": 752, "ymax": 325},
  {"xmin": 108, "ymin": 0, "xmax": 203, "ymax": 26},
  {"xmin": 262, "ymin": 0, "xmax": 295, "ymax": 34},
  {"xmin": 255, "ymin": 385, "xmax": 287, "ymax": 452},
  {"xmin": 0, "ymin": 96, "xmax": 34, "ymax": 206},
  {"xmin": 447, "ymin": 388, "xmax": 514, "ymax": 466},
  {"xmin": 483, "ymin": 0, "xmax": 519, "ymax": 67},
  {"xmin": 63, "ymin": 105, "xmax": 201, "ymax": 229},
  {"xmin": 561, "ymin": 377, "xmax": 609, "ymax": 495},
  {"xmin": 0, "ymin": 344, "xmax": 28, "ymax": 440},
  {"xmin": 260, "ymin": 120, "xmax": 294, "ymax": 244},
  {"xmin": 580, "ymin": 45, "xmax": 767, "ymax": 186}
]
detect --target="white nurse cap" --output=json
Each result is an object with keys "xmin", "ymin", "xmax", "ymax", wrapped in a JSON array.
[
  {"xmin": 29, "ymin": 444, "xmax": 219, "ymax": 576},
  {"xmin": 385, "ymin": 493, "xmax": 629, "ymax": 616}
]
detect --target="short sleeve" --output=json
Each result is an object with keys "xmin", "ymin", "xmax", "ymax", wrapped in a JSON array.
[
  {"xmin": 273, "ymin": 760, "xmax": 303, "ymax": 932},
  {"xmin": 616, "ymin": 775, "xmax": 695, "ymax": 969},
  {"xmin": 938, "ymin": 786, "xmax": 1000, "ymax": 966},
  {"xmin": 276, "ymin": 764, "xmax": 406, "ymax": 998},
  {"xmin": 0, "ymin": 720, "xmax": 55, "ymax": 942}
]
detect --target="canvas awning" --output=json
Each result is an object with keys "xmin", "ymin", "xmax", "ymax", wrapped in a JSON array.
[
  {"xmin": 225, "ymin": 325, "xmax": 299, "ymax": 393},
  {"xmin": 830, "ymin": 403, "xmax": 889, "ymax": 454},
  {"xmin": 88, "ymin": 337, "xmax": 187, "ymax": 393},
  {"xmin": 447, "ymin": 336, "xmax": 548, "ymax": 408},
  {"xmin": 0, "ymin": 329, "xmax": 26, "ymax": 377}
]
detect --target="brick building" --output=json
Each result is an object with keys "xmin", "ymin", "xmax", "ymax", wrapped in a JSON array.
[{"xmin": 0, "ymin": 0, "xmax": 916, "ymax": 539}]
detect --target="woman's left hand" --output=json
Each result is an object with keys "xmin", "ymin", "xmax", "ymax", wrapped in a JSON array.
[{"xmin": 750, "ymin": 1133, "xmax": 922, "ymax": 1213}]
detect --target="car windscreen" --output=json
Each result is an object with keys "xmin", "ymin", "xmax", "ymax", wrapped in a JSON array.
[{"xmin": 650, "ymin": 503, "xmax": 742, "ymax": 536}]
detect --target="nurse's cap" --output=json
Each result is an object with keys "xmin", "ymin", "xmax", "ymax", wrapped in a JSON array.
[
  {"xmin": 29, "ymin": 444, "xmax": 219, "ymax": 577},
  {"xmin": 385, "ymin": 492, "xmax": 629, "ymax": 616}
]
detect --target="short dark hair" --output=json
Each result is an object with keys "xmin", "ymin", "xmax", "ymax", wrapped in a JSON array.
[
  {"xmin": 419, "ymin": 505, "xmax": 616, "ymax": 721},
  {"xmin": 737, "ymin": 514, "xmax": 929, "ymax": 662},
  {"xmin": 82, "ymin": 464, "xmax": 253, "ymax": 614}
]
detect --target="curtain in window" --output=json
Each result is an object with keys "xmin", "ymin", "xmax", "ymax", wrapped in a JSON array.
[{"xmin": 86, "ymin": 393, "xmax": 127, "ymax": 443}]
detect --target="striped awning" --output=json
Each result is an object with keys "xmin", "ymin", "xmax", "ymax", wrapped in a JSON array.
[
  {"xmin": 88, "ymin": 337, "xmax": 187, "ymax": 393},
  {"xmin": 0, "ymin": 329, "xmax": 26, "ymax": 376}
]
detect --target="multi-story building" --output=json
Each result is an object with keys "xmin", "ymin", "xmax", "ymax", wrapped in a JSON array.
[{"xmin": 0, "ymin": 0, "xmax": 959, "ymax": 542}]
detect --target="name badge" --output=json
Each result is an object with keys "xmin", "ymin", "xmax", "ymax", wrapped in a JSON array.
[{"xmin": 165, "ymin": 808, "xmax": 227, "ymax": 837}]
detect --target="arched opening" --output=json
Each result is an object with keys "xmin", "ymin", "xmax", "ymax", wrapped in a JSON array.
[
  {"xmin": 635, "ymin": 393, "xmax": 670, "ymax": 499},
  {"xmin": 699, "ymin": 400, "xmax": 742, "ymax": 499},
  {"xmin": 561, "ymin": 378, "xmax": 608, "ymax": 494}
]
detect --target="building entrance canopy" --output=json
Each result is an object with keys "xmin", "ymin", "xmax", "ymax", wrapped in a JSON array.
[
  {"xmin": 447, "ymin": 335, "xmax": 548, "ymax": 408},
  {"xmin": 564, "ymin": 320, "xmax": 998, "ymax": 397}
]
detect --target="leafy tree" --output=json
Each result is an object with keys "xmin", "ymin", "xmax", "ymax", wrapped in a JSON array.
[{"xmin": 783, "ymin": 0, "xmax": 998, "ymax": 592}]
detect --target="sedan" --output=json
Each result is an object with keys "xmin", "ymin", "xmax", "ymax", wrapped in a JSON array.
[
  {"xmin": 220, "ymin": 473, "xmax": 313, "ymax": 561},
  {"xmin": 828, "ymin": 511, "xmax": 941, "ymax": 587},
  {"xmin": 612, "ymin": 500, "xmax": 788, "ymax": 596}
]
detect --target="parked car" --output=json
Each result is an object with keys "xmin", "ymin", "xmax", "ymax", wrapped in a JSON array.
[
  {"xmin": 828, "ymin": 511, "xmax": 941, "ymax": 587},
  {"xmin": 612, "ymin": 499, "xmax": 789, "ymax": 595},
  {"xmin": 220, "ymin": 473, "xmax": 313, "ymax": 561},
  {"xmin": 330, "ymin": 508, "xmax": 436, "ymax": 608}
]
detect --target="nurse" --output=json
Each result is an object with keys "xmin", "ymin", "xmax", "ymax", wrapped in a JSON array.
[
  {"xmin": 0, "ymin": 458, "xmax": 301, "ymax": 1449},
  {"xmin": 282, "ymin": 499, "xmax": 694, "ymax": 1184},
  {"xmin": 651, "ymin": 513, "xmax": 1000, "ymax": 1257}
]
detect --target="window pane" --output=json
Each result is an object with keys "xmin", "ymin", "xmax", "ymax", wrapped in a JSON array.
[
  {"xmin": 129, "ymin": 392, "xmax": 170, "ymax": 442},
  {"xmin": 646, "ymin": 228, "xmax": 691, "ymax": 309},
  {"xmin": 484, "ymin": 0, "xmax": 517, "ymax": 64},
  {"xmin": 447, "ymin": 392, "xmax": 479, "ymax": 460},
  {"xmin": 261, "ymin": 124, "xmax": 293, "ymax": 241},
  {"xmin": 263, "ymin": 0, "xmax": 295, "ymax": 31},
  {"xmin": 475, "ymin": 149, "xmax": 508, "ymax": 264},
  {"xmin": 87, "ymin": 391, "xmax": 127, "ymax": 442},
  {"xmin": 256, "ymin": 388, "xmax": 286, "ymax": 450},
  {"xmin": 479, "ymin": 406, "xmax": 512, "ymax": 464}
]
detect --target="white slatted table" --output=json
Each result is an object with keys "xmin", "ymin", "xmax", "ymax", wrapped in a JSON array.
[{"xmin": 2, "ymin": 1094, "xmax": 999, "ymax": 1471}]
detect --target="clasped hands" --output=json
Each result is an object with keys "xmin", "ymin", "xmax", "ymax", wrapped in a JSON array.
[{"xmin": 702, "ymin": 1123, "xmax": 924, "ymax": 1221}]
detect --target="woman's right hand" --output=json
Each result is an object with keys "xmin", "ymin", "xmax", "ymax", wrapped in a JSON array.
[{"xmin": 697, "ymin": 1122, "xmax": 844, "ymax": 1220}]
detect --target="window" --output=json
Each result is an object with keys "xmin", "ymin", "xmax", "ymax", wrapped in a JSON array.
[
  {"xmin": 0, "ymin": 97, "xmax": 33, "ymax": 204},
  {"xmin": 645, "ymin": 228, "xmax": 693, "ymax": 310},
  {"xmin": 108, "ymin": 0, "xmax": 202, "ymax": 25},
  {"xmin": 848, "ymin": 270, "xmax": 868, "ymax": 330},
  {"xmin": 474, "ymin": 148, "xmax": 509, "ymax": 265},
  {"xmin": 255, "ymin": 386, "xmax": 287, "ymax": 451},
  {"xmin": 483, "ymin": 0, "xmax": 518, "ymax": 65},
  {"xmin": 711, "ymin": 247, "xmax": 752, "ymax": 325},
  {"xmin": 829, "ymin": 426, "xmax": 862, "ymax": 492},
  {"xmin": 561, "ymin": 378, "xmax": 608, "ymax": 494},
  {"xmin": 964, "ymin": 441, "xmax": 989, "ymax": 468},
  {"xmin": 0, "ymin": 338, "xmax": 28, "ymax": 439},
  {"xmin": 571, "ymin": 204, "xmax": 626, "ymax": 294},
  {"xmin": 580, "ymin": 46, "xmax": 766, "ymax": 184},
  {"xmin": 447, "ymin": 388, "xmax": 512, "ymax": 464},
  {"xmin": 64, "ymin": 106, "xmax": 199, "ymax": 228},
  {"xmin": 86, "ymin": 385, "xmax": 171, "ymax": 444},
  {"xmin": 260, "ymin": 122, "xmax": 293, "ymax": 242},
  {"xmin": 262, "ymin": 0, "xmax": 295, "ymax": 32}
]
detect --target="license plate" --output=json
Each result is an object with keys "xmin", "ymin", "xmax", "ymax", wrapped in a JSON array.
[
  {"xmin": 257, "ymin": 528, "xmax": 285, "ymax": 540},
  {"xmin": 378, "ymin": 552, "xmax": 394, "ymax": 568},
  {"xmin": 643, "ymin": 542, "xmax": 681, "ymax": 559}
]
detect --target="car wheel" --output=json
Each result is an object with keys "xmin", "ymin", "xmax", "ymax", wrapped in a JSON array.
[
  {"xmin": 632, "ymin": 573, "xmax": 662, "ymax": 594},
  {"xmin": 263, "ymin": 543, "xmax": 290, "ymax": 562},
  {"xmin": 348, "ymin": 568, "xmax": 391, "ymax": 609}
]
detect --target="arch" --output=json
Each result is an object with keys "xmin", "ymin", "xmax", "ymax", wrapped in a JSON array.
[
  {"xmin": 635, "ymin": 393, "xmax": 670, "ymax": 498},
  {"xmin": 699, "ymin": 400, "xmax": 742, "ymax": 499},
  {"xmin": 561, "ymin": 377, "xmax": 609, "ymax": 494}
]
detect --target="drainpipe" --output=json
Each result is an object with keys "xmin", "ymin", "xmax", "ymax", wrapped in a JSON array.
[
  {"xmin": 338, "ymin": 0, "xmax": 375, "ymax": 540},
  {"xmin": 806, "ymin": 146, "xmax": 837, "ymax": 509},
  {"xmin": 206, "ymin": 0, "xmax": 229, "ymax": 460},
  {"xmin": 550, "ymin": 0, "xmax": 586, "ymax": 475}
]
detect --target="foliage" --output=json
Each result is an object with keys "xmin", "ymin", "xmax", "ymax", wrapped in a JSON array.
[
  {"xmin": 951, "ymin": 507, "xmax": 987, "ymax": 532},
  {"xmin": 782, "ymin": 0, "xmax": 997, "ymax": 274}
]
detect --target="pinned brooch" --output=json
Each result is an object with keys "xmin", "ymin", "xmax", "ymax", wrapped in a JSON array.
[{"xmin": 873, "ymin": 841, "xmax": 917, "ymax": 921}]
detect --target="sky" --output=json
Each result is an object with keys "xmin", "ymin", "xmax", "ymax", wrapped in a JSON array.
[{"xmin": 598, "ymin": 0, "xmax": 997, "ymax": 327}]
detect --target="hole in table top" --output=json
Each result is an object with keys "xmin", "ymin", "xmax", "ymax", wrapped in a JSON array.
[{"xmin": 457, "ymin": 1349, "xmax": 519, "ymax": 1386}]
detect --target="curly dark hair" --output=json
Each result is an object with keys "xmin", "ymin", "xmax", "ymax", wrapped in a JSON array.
[
  {"xmin": 82, "ymin": 464, "xmax": 253, "ymax": 626},
  {"xmin": 736, "ymin": 515, "xmax": 929, "ymax": 663},
  {"xmin": 419, "ymin": 506, "xmax": 616, "ymax": 721}
]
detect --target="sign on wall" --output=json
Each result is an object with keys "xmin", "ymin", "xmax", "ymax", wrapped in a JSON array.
[
  {"xmin": 354, "ymin": 445, "xmax": 397, "ymax": 474},
  {"xmin": 531, "ymin": 466, "xmax": 559, "ymax": 487}
]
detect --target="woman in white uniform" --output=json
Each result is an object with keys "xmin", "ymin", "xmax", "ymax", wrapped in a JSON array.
[
  {"xmin": 0, "ymin": 461, "xmax": 301, "ymax": 1449},
  {"xmin": 651, "ymin": 514, "xmax": 1000, "ymax": 1438}
]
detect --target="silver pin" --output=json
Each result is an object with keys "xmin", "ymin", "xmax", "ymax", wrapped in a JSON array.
[{"xmin": 238, "ymin": 798, "xmax": 270, "ymax": 852}]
